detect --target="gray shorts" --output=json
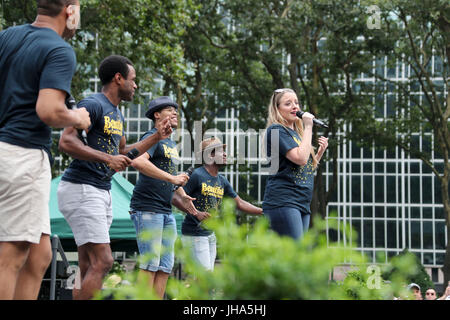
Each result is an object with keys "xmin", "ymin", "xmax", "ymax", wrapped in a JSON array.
[{"xmin": 57, "ymin": 180, "xmax": 113, "ymax": 247}]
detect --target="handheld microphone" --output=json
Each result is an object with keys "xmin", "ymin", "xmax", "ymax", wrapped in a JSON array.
[
  {"xmin": 65, "ymin": 95, "xmax": 89, "ymax": 145},
  {"xmin": 296, "ymin": 110, "xmax": 329, "ymax": 129},
  {"xmin": 102, "ymin": 148, "xmax": 139, "ymax": 180},
  {"xmin": 173, "ymin": 166, "xmax": 194, "ymax": 191}
]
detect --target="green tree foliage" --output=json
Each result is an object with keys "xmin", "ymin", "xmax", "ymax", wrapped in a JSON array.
[
  {"xmin": 71, "ymin": 0, "xmax": 198, "ymax": 99},
  {"xmin": 1, "ymin": 0, "xmax": 197, "ymax": 97},
  {"xmin": 382, "ymin": 249, "xmax": 434, "ymax": 299},
  {"xmin": 0, "ymin": 0, "xmax": 36, "ymax": 27},
  {"xmin": 352, "ymin": 0, "xmax": 450, "ymax": 285}
]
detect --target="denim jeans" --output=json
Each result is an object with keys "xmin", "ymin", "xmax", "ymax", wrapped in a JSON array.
[
  {"xmin": 263, "ymin": 207, "xmax": 310, "ymax": 240},
  {"xmin": 181, "ymin": 233, "xmax": 217, "ymax": 271},
  {"xmin": 130, "ymin": 211, "xmax": 177, "ymax": 274}
]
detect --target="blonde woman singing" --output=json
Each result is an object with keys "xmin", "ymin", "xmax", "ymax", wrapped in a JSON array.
[{"xmin": 263, "ymin": 88, "xmax": 328, "ymax": 239}]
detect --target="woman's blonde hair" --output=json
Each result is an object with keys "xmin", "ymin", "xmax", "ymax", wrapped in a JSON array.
[{"xmin": 265, "ymin": 88, "xmax": 318, "ymax": 168}]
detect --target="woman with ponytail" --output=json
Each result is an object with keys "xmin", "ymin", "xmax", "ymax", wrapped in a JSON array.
[{"xmin": 262, "ymin": 88, "xmax": 328, "ymax": 239}]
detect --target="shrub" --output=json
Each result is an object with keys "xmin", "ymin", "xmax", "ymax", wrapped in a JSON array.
[{"xmin": 98, "ymin": 199, "xmax": 417, "ymax": 300}]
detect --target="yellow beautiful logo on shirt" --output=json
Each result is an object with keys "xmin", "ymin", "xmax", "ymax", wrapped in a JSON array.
[
  {"xmin": 201, "ymin": 183, "xmax": 225, "ymax": 198},
  {"xmin": 293, "ymin": 136, "xmax": 302, "ymax": 146},
  {"xmin": 163, "ymin": 144, "xmax": 180, "ymax": 160},
  {"xmin": 104, "ymin": 116, "xmax": 123, "ymax": 136}
]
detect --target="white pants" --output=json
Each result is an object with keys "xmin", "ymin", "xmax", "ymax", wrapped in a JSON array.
[{"xmin": 181, "ymin": 233, "xmax": 217, "ymax": 271}]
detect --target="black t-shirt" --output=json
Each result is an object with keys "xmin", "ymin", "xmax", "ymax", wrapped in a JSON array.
[
  {"xmin": 262, "ymin": 124, "xmax": 315, "ymax": 213},
  {"xmin": 130, "ymin": 128, "xmax": 180, "ymax": 213},
  {"xmin": 0, "ymin": 24, "xmax": 76, "ymax": 162},
  {"xmin": 61, "ymin": 93, "xmax": 125, "ymax": 190},
  {"xmin": 181, "ymin": 166, "xmax": 238, "ymax": 236}
]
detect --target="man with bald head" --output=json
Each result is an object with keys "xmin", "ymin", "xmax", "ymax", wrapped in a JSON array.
[{"xmin": 0, "ymin": 0, "xmax": 90, "ymax": 299}]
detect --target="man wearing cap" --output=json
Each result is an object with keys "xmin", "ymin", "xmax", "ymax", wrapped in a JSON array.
[
  {"xmin": 57, "ymin": 55, "xmax": 172, "ymax": 300},
  {"xmin": 129, "ymin": 96, "xmax": 198, "ymax": 299},
  {"xmin": 172, "ymin": 137, "xmax": 263, "ymax": 272},
  {"xmin": 407, "ymin": 283, "xmax": 423, "ymax": 300}
]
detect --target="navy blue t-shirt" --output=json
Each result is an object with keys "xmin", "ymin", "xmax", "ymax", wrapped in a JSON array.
[
  {"xmin": 61, "ymin": 93, "xmax": 125, "ymax": 190},
  {"xmin": 0, "ymin": 24, "xmax": 76, "ymax": 162},
  {"xmin": 130, "ymin": 128, "xmax": 180, "ymax": 214},
  {"xmin": 262, "ymin": 124, "xmax": 315, "ymax": 213},
  {"xmin": 181, "ymin": 166, "xmax": 238, "ymax": 236}
]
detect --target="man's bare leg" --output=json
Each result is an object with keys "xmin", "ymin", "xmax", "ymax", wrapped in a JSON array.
[
  {"xmin": 74, "ymin": 243, "xmax": 113, "ymax": 300},
  {"xmin": 13, "ymin": 234, "xmax": 52, "ymax": 300},
  {"xmin": 0, "ymin": 241, "xmax": 31, "ymax": 299},
  {"xmin": 153, "ymin": 271, "xmax": 169, "ymax": 299},
  {"xmin": 138, "ymin": 269, "xmax": 169, "ymax": 299},
  {"xmin": 72, "ymin": 245, "xmax": 90, "ymax": 300}
]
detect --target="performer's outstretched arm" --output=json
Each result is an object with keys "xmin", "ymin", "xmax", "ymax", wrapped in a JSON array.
[
  {"xmin": 131, "ymin": 152, "xmax": 189, "ymax": 185},
  {"xmin": 172, "ymin": 189, "xmax": 210, "ymax": 220},
  {"xmin": 234, "ymin": 196, "xmax": 263, "ymax": 215},
  {"xmin": 120, "ymin": 116, "xmax": 172, "ymax": 156}
]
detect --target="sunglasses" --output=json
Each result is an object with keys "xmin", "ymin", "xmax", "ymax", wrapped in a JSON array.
[
  {"xmin": 161, "ymin": 106, "xmax": 177, "ymax": 113},
  {"xmin": 274, "ymin": 88, "xmax": 293, "ymax": 94}
]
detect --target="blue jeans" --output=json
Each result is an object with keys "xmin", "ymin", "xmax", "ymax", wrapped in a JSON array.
[
  {"xmin": 263, "ymin": 207, "xmax": 310, "ymax": 240},
  {"xmin": 181, "ymin": 233, "xmax": 217, "ymax": 271},
  {"xmin": 130, "ymin": 211, "xmax": 177, "ymax": 274}
]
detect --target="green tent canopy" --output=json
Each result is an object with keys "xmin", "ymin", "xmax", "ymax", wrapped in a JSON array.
[{"xmin": 49, "ymin": 174, "xmax": 184, "ymax": 252}]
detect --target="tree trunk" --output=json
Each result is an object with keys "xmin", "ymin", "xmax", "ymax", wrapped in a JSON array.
[
  {"xmin": 444, "ymin": 233, "xmax": 450, "ymax": 288},
  {"xmin": 441, "ymin": 176, "xmax": 450, "ymax": 287},
  {"xmin": 437, "ymin": 1, "xmax": 450, "ymax": 291},
  {"xmin": 311, "ymin": 168, "xmax": 322, "ymax": 217}
]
